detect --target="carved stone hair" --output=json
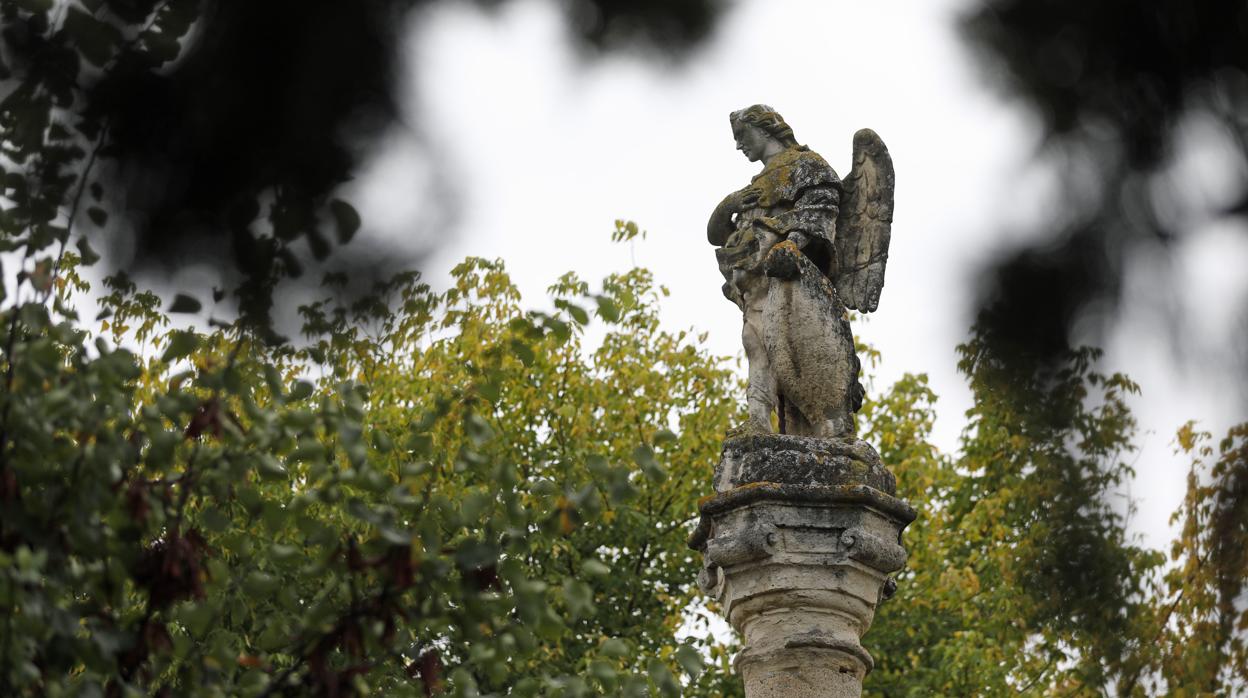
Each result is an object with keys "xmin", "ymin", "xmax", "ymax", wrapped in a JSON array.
[{"xmin": 730, "ymin": 104, "xmax": 798, "ymax": 148}]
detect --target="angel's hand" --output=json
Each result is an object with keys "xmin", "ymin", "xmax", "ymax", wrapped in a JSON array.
[{"xmin": 732, "ymin": 187, "xmax": 762, "ymax": 212}]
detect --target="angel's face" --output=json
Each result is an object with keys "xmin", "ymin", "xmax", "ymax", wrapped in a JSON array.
[{"xmin": 732, "ymin": 123, "xmax": 771, "ymax": 163}]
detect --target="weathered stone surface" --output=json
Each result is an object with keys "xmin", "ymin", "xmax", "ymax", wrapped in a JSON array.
[
  {"xmin": 696, "ymin": 105, "xmax": 905, "ymax": 697},
  {"xmin": 835, "ymin": 129, "xmax": 895, "ymax": 314},
  {"xmin": 692, "ymin": 437, "xmax": 913, "ymax": 697},
  {"xmin": 736, "ymin": 647, "xmax": 865, "ymax": 698},
  {"xmin": 714, "ymin": 433, "xmax": 894, "ymax": 494},
  {"xmin": 761, "ymin": 242, "xmax": 862, "ymax": 438},
  {"xmin": 705, "ymin": 104, "xmax": 894, "ymax": 440}
]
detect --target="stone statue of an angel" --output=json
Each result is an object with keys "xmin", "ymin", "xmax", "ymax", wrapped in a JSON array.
[{"xmin": 707, "ymin": 104, "xmax": 895, "ymax": 439}]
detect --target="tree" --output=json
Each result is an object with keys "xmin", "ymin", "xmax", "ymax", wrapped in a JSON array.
[
  {"xmin": 0, "ymin": 233, "xmax": 752, "ymax": 695},
  {"xmin": 3, "ymin": 3, "xmax": 1242, "ymax": 694},
  {"xmin": 0, "ymin": 0, "xmax": 729, "ymax": 326},
  {"xmin": 864, "ymin": 333, "xmax": 1158, "ymax": 694},
  {"xmin": 1121, "ymin": 422, "xmax": 1248, "ymax": 695},
  {"xmin": 3, "ymin": 235, "xmax": 1245, "ymax": 695},
  {"xmin": 0, "ymin": 4, "xmax": 742, "ymax": 690},
  {"xmin": 863, "ymin": 330, "xmax": 1247, "ymax": 696}
]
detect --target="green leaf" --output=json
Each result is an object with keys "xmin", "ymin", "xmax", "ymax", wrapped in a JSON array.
[
  {"xmin": 460, "ymin": 490, "xmax": 493, "ymax": 523},
  {"xmin": 256, "ymin": 454, "xmax": 287, "ymax": 481},
  {"xmin": 223, "ymin": 364, "xmax": 244, "ymax": 394},
  {"xmin": 586, "ymin": 455, "xmax": 609, "ymax": 478},
  {"xmin": 545, "ymin": 317, "xmax": 571, "ymax": 344},
  {"xmin": 237, "ymin": 486, "xmax": 264, "ymax": 515},
  {"xmin": 269, "ymin": 543, "xmax": 300, "ymax": 565},
  {"xmin": 595, "ymin": 296, "xmax": 620, "ymax": 323},
  {"xmin": 599, "ymin": 639, "xmax": 628, "ymax": 659},
  {"xmin": 454, "ymin": 540, "xmax": 499, "ymax": 571},
  {"xmin": 64, "ymin": 8, "xmax": 122, "ymax": 66},
  {"xmin": 288, "ymin": 380, "xmax": 314, "ymax": 401},
  {"xmin": 581, "ymin": 559, "xmax": 610, "ymax": 577},
  {"xmin": 263, "ymin": 364, "xmax": 283, "ymax": 398},
  {"xmin": 289, "ymin": 440, "xmax": 326, "ymax": 464},
  {"xmin": 632, "ymin": 444, "xmax": 667, "ymax": 483},
  {"xmin": 86, "ymin": 207, "xmax": 107, "ymax": 226},
  {"xmin": 475, "ymin": 376, "xmax": 502, "ymax": 403},
  {"xmin": 199, "ymin": 507, "xmax": 231, "ymax": 533},
  {"xmin": 168, "ymin": 294, "xmax": 202, "ymax": 313},
  {"xmin": 329, "ymin": 199, "xmax": 361, "ymax": 244},
  {"xmin": 379, "ymin": 524, "xmax": 411, "ymax": 546},
  {"xmin": 142, "ymin": 30, "xmax": 181, "ymax": 64},
  {"xmin": 464, "ymin": 413, "xmax": 494, "ymax": 446},
  {"xmin": 407, "ymin": 433, "xmax": 433, "ymax": 457},
  {"xmin": 243, "ymin": 571, "xmax": 279, "ymax": 597},
  {"xmin": 75, "ymin": 236, "xmax": 101, "ymax": 265},
  {"xmin": 589, "ymin": 659, "xmax": 617, "ymax": 687},
  {"xmin": 647, "ymin": 659, "xmax": 679, "ymax": 697},
  {"xmin": 372, "ymin": 429, "xmax": 394, "ymax": 453},
  {"xmin": 260, "ymin": 500, "xmax": 290, "ymax": 531},
  {"xmin": 612, "ymin": 219, "xmax": 644, "ymax": 242},
  {"xmin": 555, "ymin": 299, "xmax": 590, "ymax": 325},
  {"xmin": 510, "ymin": 338, "xmax": 536, "ymax": 367},
  {"xmin": 178, "ymin": 603, "xmax": 215, "ymax": 637},
  {"xmin": 673, "ymin": 644, "xmax": 704, "ymax": 678},
  {"xmin": 531, "ymin": 479, "xmax": 558, "ymax": 496},
  {"xmin": 160, "ymin": 330, "xmax": 199, "ymax": 362},
  {"xmin": 653, "ymin": 429, "xmax": 678, "ymax": 446},
  {"xmin": 562, "ymin": 579, "xmax": 595, "ymax": 619}
]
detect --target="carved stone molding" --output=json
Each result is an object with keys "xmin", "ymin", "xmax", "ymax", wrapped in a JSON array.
[{"xmin": 691, "ymin": 435, "xmax": 914, "ymax": 698}]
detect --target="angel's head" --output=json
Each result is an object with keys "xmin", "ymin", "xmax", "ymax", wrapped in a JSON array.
[{"xmin": 730, "ymin": 104, "xmax": 798, "ymax": 162}]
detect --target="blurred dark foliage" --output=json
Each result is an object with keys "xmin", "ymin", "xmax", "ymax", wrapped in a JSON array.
[
  {"xmin": 962, "ymin": 0, "xmax": 1248, "ymax": 372},
  {"xmin": 92, "ymin": 2, "xmax": 401, "ymax": 263},
  {"xmin": 0, "ymin": 0, "xmax": 726, "ymax": 333},
  {"xmin": 566, "ymin": 0, "xmax": 721, "ymax": 49},
  {"xmin": 962, "ymin": 0, "xmax": 1248, "ymax": 673}
]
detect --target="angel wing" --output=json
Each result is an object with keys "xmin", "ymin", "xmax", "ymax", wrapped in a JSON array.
[{"xmin": 834, "ymin": 128, "xmax": 895, "ymax": 313}]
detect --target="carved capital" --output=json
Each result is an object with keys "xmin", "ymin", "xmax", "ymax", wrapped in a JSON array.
[
  {"xmin": 691, "ymin": 436, "xmax": 913, "ymax": 698},
  {"xmin": 706, "ymin": 520, "xmax": 778, "ymax": 567}
]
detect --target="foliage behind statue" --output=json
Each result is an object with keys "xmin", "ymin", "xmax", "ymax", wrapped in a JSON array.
[
  {"xmin": 0, "ymin": 248, "xmax": 745, "ymax": 696},
  {"xmin": 0, "ymin": 243, "xmax": 1244, "ymax": 694}
]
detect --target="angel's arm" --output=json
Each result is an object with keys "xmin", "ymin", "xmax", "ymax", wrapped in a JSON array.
[
  {"xmin": 707, "ymin": 188, "xmax": 762, "ymax": 245},
  {"xmin": 759, "ymin": 185, "xmax": 839, "ymax": 248},
  {"xmin": 707, "ymin": 196, "xmax": 736, "ymax": 246}
]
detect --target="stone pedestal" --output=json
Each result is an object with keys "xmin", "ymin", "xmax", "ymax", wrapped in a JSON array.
[{"xmin": 690, "ymin": 435, "xmax": 915, "ymax": 698}]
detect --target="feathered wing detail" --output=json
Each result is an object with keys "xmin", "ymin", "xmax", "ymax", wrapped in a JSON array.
[{"xmin": 834, "ymin": 128, "xmax": 895, "ymax": 313}]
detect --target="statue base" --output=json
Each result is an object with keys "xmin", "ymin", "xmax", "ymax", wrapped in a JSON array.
[{"xmin": 691, "ymin": 435, "xmax": 915, "ymax": 698}]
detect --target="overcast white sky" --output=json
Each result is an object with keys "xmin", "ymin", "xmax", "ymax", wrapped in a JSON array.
[{"xmin": 345, "ymin": 0, "xmax": 1248, "ymax": 552}]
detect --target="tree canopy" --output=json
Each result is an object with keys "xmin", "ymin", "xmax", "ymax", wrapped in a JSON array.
[
  {"xmin": 1, "ymin": 239, "xmax": 760, "ymax": 695},
  {"xmin": 2, "ymin": 236, "xmax": 1245, "ymax": 695},
  {"xmin": 1, "ymin": 1, "xmax": 1244, "ymax": 694}
]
